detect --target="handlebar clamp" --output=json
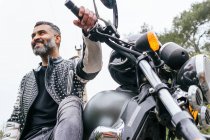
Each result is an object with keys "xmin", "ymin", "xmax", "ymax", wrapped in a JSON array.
[{"xmin": 154, "ymin": 83, "xmax": 168, "ymax": 94}]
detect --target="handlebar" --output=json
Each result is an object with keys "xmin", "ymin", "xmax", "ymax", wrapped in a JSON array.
[
  {"xmin": 177, "ymin": 119, "xmax": 206, "ymax": 140},
  {"xmin": 65, "ymin": 0, "xmax": 82, "ymax": 20}
]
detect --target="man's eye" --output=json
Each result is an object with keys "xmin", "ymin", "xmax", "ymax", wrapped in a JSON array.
[{"xmin": 40, "ymin": 31, "xmax": 45, "ymax": 35}]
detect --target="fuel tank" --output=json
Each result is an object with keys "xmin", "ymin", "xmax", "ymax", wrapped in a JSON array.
[{"xmin": 83, "ymin": 89, "xmax": 136, "ymax": 138}]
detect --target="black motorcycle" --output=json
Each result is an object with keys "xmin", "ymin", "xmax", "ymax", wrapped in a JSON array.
[{"xmin": 65, "ymin": 0, "xmax": 210, "ymax": 139}]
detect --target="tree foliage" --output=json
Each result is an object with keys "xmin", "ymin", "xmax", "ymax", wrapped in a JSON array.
[
  {"xmin": 0, "ymin": 129, "xmax": 3, "ymax": 139},
  {"xmin": 158, "ymin": 0, "xmax": 210, "ymax": 55}
]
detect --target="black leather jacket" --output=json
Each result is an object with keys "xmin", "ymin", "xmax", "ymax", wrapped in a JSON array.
[
  {"xmin": 12, "ymin": 56, "xmax": 99, "ymax": 137},
  {"xmin": 3, "ymin": 37, "xmax": 102, "ymax": 140}
]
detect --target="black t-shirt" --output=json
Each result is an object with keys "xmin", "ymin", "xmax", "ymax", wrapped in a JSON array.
[{"xmin": 22, "ymin": 66, "xmax": 58, "ymax": 139}]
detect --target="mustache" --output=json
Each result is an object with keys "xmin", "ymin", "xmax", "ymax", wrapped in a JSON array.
[{"xmin": 32, "ymin": 39, "xmax": 45, "ymax": 48}]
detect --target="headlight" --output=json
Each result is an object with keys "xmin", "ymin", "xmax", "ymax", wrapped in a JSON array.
[
  {"xmin": 196, "ymin": 54, "xmax": 210, "ymax": 103},
  {"xmin": 177, "ymin": 54, "xmax": 210, "ymax": 103}
]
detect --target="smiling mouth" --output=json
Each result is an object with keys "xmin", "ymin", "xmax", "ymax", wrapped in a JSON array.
[{"xmin": 34, "ymin": 43, "xmax": 43, "ymax": 49}]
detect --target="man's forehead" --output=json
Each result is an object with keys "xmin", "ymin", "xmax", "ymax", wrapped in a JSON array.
[{"xmin": 33, "ymin": 24, "xmax": 52, "ymax": 33}]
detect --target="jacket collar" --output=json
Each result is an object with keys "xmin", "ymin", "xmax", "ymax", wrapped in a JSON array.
[
  {"xmin": 33, "ymin": 56, "xmax": 63, "ymax": 72},
  {"xmin": 49, "ymin": 56, "xmax": 63, "ymax": 65}
]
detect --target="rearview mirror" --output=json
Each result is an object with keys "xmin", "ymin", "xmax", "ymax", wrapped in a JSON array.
[
  {"xmin": 100, "ymin": 0, "xmax": 116, "ymax": 9},
  {"xmin": 93, "ymin": 0, "xmax": 118, "ymax": 28}
]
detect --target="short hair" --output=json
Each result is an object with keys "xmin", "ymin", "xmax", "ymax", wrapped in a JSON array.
[{"xmin": 34, "ymin": 21, "xmax": 61, "ymax": 35}]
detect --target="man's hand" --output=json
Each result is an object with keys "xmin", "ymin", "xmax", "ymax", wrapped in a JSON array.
[
  {"xmin": 2, "ymin": 122, "xmax": 20, "ymax": 140},
  {"xmin": 73, "ymin": 6, "xmax": 97, "ymax": 32}
]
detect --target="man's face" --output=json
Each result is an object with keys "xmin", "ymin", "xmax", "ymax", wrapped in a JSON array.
[{"xmin": 31, "ymin": 25, "xmax": 57, "ymax": 56}]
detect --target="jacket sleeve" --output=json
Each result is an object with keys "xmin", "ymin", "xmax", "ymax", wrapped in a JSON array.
[
  {"xmin": 3, "ymin": 75, "xmax": 27, "ymax": 140},
  {"xmin": 76, "ymin": 35, "xmax": 103, "ymax": 81}
]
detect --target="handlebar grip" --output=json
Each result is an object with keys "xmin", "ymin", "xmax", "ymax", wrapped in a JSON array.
[
  {"xmin": 177, "ymin": 118, "xmax": 206, "ymax": 140},
  {"xmin": 65, "ymin": 0, "xmax": 82, "ymax": 20}
]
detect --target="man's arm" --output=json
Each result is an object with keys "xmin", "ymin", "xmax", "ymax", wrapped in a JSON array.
[
  {"xmin": 75, "ymin": 36, "xmax": 102, "ymax": 80},
  {"xmin": 82, "ymin": 36, "xmax": 102, "ymax": 74},
  {"xmin": 73, "ymin": 6, "xmax": 102, "ymax": 81}
]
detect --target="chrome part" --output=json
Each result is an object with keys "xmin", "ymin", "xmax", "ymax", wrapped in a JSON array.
[
  {"xmin": 89, "ymin": 119, "xmax": 124, "ymax": 140},
  {"xmin": 195, "ymin": 54, "xmax": 210, "ymax": 103},
  {"xmin": 178, "ymin": 101, "xmax": 185, "ymax": 106},
  {"xmin": 149, "ymin": 88, "xmax": 155, "ymax": 94},
  {"xmin": 172, "ymin": 86, "xmax": 203, "ymax": 110},
  {"xmin": 187, "ymin": 85, "xmax": 203, "ymax": 109},
  {"xmin": 172, "ymin": 88, "xmax": 186, "ymax": 106},
  {"xmin": 198, "ymin": 106, "xmax": 210, "ymax": 127},
  {"xmin": 172, "ymin": 88, "xmax": 186, "ymax": 100}
]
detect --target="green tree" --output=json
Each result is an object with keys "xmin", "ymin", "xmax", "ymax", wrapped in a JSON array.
[
  {"xmin": 139, "ymin": 22, "xmax": 153, "ymax": 33},
  {"xmin": 158, "ymin": 0, "xmax": 210, "ymax": 55},
  {"xmin": 0, "ymin": 129, "xmax": 3, "ymax": 139}
]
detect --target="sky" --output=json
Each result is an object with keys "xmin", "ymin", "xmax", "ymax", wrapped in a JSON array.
[{"xmin": 0, "ymin": 0, "xmax": 204, "ymax": 128}]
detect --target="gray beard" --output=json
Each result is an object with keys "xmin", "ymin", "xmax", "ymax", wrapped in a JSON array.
[{"xmin": 33, "ymin": 39, "xmax": 56, "ymax": 57}]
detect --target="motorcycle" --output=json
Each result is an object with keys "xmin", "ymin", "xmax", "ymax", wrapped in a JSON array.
[{"xmin": 65, "ymin": 0, "xmax": 210, "ymax": 139}]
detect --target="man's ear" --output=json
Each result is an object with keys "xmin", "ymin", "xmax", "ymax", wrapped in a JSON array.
[{"xmin": 55, "ymin": 35, "xmax": 61, "ymax": 46}]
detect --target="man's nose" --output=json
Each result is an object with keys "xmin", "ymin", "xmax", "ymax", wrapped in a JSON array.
[{"xmin": 33, "ymin": 34, "xmax": 41, "ymax": 41}]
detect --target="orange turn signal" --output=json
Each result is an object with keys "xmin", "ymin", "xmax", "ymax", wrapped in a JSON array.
[{"xmin": 147, "ymin": 31, "xmax": 160, "ymax": 51}]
